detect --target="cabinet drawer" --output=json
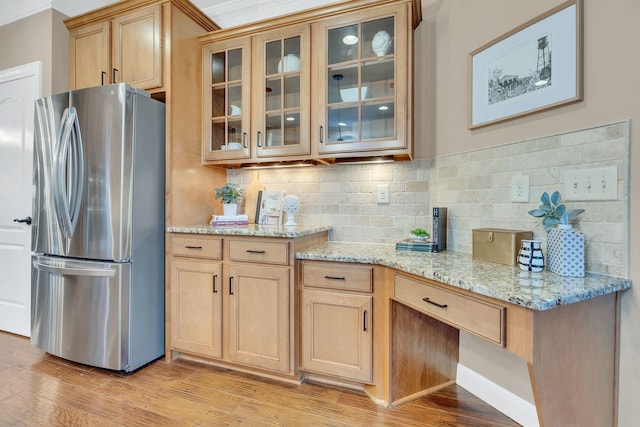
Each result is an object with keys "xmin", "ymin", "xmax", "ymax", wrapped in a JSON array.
[
  {"xmin": 301, "ymin": 261, "xmax": 372, "ymax": 292},
  {"xmin": 394, "ymin": 274, "xmax": 505, "ymax": 346},
  {"xmin": 171, "ymin": 236, "xmax": 222, "ymax": 260},
  {"xmin": 229, "ymin": 240, "xmax": 289, "ymax": 265}
]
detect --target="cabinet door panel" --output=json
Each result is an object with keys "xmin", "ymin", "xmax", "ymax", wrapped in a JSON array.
[
  {"xmin": 112, "ymin": 5, "xmax": 163, "ymax": 90},
  {"xmin": 228, "ymin": 264, "xmax": 289, "ymax": 372},
  {"xmin": 317, "ymin": 4, "xmax": 409, "ymax": 156},
  {"xmin": 202, "ymin": 39, "xmax": 252, "ymax": 161},
  {"xmin": 69, "ymin": 21, "xmax": 110, "ymax": 90},
  {"xmin": 302, "ymin": 290, "xmax": 373, "ymax": 382},
  {"xmin": 171, "ymin": 260, "xmax": 222, "ymax": 358},
  {"xmin": 253, "ymin": 24, "xmax": 311, "ymax": 158}
]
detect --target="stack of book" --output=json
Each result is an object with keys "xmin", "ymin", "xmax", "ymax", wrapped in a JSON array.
[
  {"xmin": 210, "ymin": 214, "xmax": 249, "ymax": 227},
  {"xmin": 395, "ymin": 239, "xmax": 436, "ymax": 252}
]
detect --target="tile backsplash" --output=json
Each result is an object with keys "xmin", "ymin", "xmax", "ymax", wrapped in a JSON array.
[{"xmin": 229, "ymin": 120, "xmax": 630, "ymax": 276}]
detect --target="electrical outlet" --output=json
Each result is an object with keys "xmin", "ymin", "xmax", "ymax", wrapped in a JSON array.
[
  {"xmin": 564, "ymin": 166, "xmax": 618, "ymax": 201},
  {"xmin": 511, "ymin": 175, "xmax": 530, "ymax": 202},
  {"xmin": 377, "ymin": 184, "xmax": 390, "ymax": 204}
]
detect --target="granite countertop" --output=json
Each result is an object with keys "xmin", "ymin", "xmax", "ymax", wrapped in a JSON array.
[
  {"xmin": 296, "ymin": 242, "xmax": 632, "ymax": 311},
  {"xmin": 167, "ymin": 224, "xmax": 332, "ymax": 238}
]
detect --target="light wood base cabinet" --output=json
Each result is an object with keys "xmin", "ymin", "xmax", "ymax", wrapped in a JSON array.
[
  {"xmin": 171, "ymin": 260, "xmax": 222, "ymax": 358},
  {"xmin": 301, "ymin": 290, "xmax": 372, "ymax": 382},
  {"xmin": 168, "ymin": 231, "xmax": 329, "ymax": 379},
  {"xmin": 228, "ymin": 263, "xmax": 290, "ymax": 372}
]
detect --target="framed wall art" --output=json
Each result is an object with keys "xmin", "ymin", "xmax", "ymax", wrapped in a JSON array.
[{"xmin": 468, "ymin": 0, "xmax": 583, "ymax": 129}]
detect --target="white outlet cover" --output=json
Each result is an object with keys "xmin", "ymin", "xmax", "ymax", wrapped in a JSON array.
[
  {"xmin": 511, "ymin": 175, "xmax": 530, "ymax": 202},
  {"xmin": 377, "ymin": 184, "xmax": 390, "ymax": 204}
]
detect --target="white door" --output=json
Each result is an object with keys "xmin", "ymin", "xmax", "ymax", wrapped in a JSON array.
[{"xmin": 0, "ymin": 61, "xmax": 41, "ymax": 336}]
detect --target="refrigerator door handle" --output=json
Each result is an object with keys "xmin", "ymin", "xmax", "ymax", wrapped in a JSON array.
[
  {"xmin": 53, "ymin": 107, "xmax": 84, "ymax": 239},
  {"xmin": 32, "ymin": 259, "xmax": 116, "ymax": 278}
]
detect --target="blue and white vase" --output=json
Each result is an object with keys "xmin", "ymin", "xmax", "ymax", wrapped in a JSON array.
[
  {"xmin": 547, "ymin": 224, "xmax": 585, "ymax": 277},
  {"xmin": 518, "ymin": 240, "xmax": 544, "ymax": 272}
]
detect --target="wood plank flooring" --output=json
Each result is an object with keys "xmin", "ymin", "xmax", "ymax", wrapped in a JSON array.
[{"xmin": 0, "ymin": 331, "xmax": 520, "ymax": 426}]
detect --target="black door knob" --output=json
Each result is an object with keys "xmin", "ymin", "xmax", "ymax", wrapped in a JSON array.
[{"xmin": 13, "ymin": 216, "xmax": 32, "ymax": 225}]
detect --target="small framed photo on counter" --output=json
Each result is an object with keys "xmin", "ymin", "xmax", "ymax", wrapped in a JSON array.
[{"xmin": 256, "ymin": 190, "xmax": 284, "ymax": 225}]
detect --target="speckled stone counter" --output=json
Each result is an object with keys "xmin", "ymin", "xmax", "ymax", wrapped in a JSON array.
[
  {"xmin": 167, "ymin": 224, "xmax": 332, "ymax": 238},
  {"xmin": 296, "ymin": 242, "xmax": 632, "ymax": 310}
]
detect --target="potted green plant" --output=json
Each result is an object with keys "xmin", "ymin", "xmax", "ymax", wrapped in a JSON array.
[
  {"xmin": 528, "ymin": 190, "xmax": 586, "ymax": 277},
  {"xmin": 215, "ymin": 183, "xmax": 244, "ymax": 216},
  {"xmin": 528, "ymin": 190, "xmax": 584, "ymax": 232},
  {"xmin": 409, "ymin": 227, "xmax": 430, "ymax": 241}
]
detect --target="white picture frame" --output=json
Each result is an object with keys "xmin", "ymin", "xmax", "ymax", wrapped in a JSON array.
[
  {"xmin": 256, "ymin": 190, "xmax": 284, "ymax": 225},
  {"xmin": 468, "ymin": 0, "xmax": 583, "ymax": 129}
]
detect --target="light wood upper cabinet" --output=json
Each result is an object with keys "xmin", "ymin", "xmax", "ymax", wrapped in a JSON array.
[
  {"xmin": 69, "ymin": 21, "xmax": 110, "ymax": 89},
  {"xmin": 67, "ymin": 4, "xmax": 163, "ymax": 92},
  {"xmin": 316, "ymin": 3, "xmax": 411, "ymax": 158},
  {"xmin": 112, "ymin": 5, "xmax": 163, "ymax": 89},
  {"xmin": 199, "ymin": 0, "xmax": 420, "ymax": 166},
  {"xmin": 201, "ymin": 23, "xmax": 311, "ymax": 164}
]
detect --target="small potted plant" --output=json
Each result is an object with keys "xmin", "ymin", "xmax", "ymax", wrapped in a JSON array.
[
  {"xmin": 409, "ymin": 227, "xmax": 430, "ymax": 241},
  {"xmin": 527, "ymin": 190, "xmax": 584, "ymax": 232},
  {"xmin": 528, "ymin": 190, "xmax": 585, "ymax": 277},
  {"xmin": 215, "ymin": 183, "xmax": 244, "ymax": 216}
]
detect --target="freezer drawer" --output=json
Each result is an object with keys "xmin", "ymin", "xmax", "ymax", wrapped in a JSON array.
[{"xmin": 31, "ymin": 255, "xmax": 131, "ymax": 370}]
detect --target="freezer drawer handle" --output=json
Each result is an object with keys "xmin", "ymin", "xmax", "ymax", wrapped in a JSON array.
[{"xmin": 33, "ymin": 259, "xmax": 116, "ymax": 277}]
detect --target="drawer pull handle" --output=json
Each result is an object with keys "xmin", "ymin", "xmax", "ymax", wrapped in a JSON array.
[
  {"xmin": 363, "ymin": 310, "xmax": 367, "ymax": 332},
  {"xmin": 229, "ymin": 276, "xmax": 234, "ymax": 295},
  {"xmin": 185, "ymin": 245, "xmax": 202, "ymax": 249},
  {"xmin": 423, "ymin": 297, "xmax": 447, "ymax": 309},
  {"xmin": 246, "ymin": 250, "xmax": 266, "ymax": 254},
  {"xmin": 324, "ymin": 275, "xmax": 346, "ymax": 280},
  {"xmin": 212, "ymin": 274, "xmax": 218, "ymax": 293}
]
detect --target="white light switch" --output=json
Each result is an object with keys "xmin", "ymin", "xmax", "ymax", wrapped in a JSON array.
[
  {"xmin": 564, "ymin": 167, "xmax": 618, "ymax": 201},
  {"xmin": 377, "ymin": 184, "xmax": 390, "ymax": 204}
]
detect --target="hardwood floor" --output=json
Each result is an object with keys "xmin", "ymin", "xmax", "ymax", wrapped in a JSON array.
[{"xmin": 0, "ymin": 331, "xmax": 520, "ymax": 426}]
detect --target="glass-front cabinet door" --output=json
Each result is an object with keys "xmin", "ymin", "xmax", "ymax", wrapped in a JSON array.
[
  {"xmin": 253, "ymin": 24, "xmax": 310, "ymax": 159},
  {"xmin": 202, "ymin": 38, "xmax": 252, "ymax": 162},
  {"xmin": 317, "ymin": 4, "xmax": 409, "ymax": 156}
]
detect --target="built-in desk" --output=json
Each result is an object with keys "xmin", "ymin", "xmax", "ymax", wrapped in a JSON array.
[{"xmin": 297, "ymin": 242, "xmax": 632, "ymax": 427}]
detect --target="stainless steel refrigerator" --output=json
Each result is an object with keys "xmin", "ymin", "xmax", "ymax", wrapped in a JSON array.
[{"xmin": 30, "ymin": 83, "xmax": 165, "ymax": 372}]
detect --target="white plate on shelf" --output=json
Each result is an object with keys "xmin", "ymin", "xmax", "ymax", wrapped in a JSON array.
[{"xmin": 340, "ymin": 86, "xmax": 368, "ymax": 102}]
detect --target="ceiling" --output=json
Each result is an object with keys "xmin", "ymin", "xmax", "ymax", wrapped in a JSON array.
[{"xmin": 0, "ymin": 0, "xmax": 345, "ymax": 28}]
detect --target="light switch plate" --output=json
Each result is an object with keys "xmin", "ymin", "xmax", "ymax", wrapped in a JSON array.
[
  {"xmin": 377, "ymin": 184, "xmax": 390, "ymax": 204},
  {"xmin": 564, "ymin": 166, "xmax": 618, "ymax": 201}
]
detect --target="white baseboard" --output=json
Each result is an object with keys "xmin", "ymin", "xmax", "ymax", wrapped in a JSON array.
[{"xmin": 456, "ymin": 364, "xmax": 539, "ymax": 427}]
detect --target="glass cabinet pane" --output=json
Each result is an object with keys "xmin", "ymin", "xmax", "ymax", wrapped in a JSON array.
[
  {"xmin": 211, "ymin": 52, "xmax": 225, "ymax": 84},
  {"xmin": 228, "ymin": 48, "xmax": 242, "ymax": 81},
  {"xmin": 265, "ymin": 78, "xmax": 282, "ymax": 111},
  {"xmin": 328, "ymin": 24, "xmax": 359, "ymax": 65},
  {"xmin": 362, "ymin": 17, "xmax": 395, "ymax": 59},
  {"xmin": 284, "ymin": 112, "xmax": 300, "ymax": 146},
  {"xmin": 327, "ymin": 106, "xmax": 358, "ymax": 142},
  {"xmin": 265, "ymin": 114, "xmax": 282, "ymax": 147},
  {"xmin": 284, "ymin": 75, "xmax": 300, "ymax": 109},
  {"xmin": 362, "ymin": 102, "xmax": 394, "ymax": 140},
  {"xmin": 212, "ymin": 87, "xmax": 225, "ymax": 117},
  {"xmin": 362, "ymin": 60, "xmax": 394, "ymax": 99}
]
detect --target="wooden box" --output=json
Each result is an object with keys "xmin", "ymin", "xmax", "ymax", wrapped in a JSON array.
[{"xmin": 472, "ymin": 228, "xmax": 533, "ymax": 266}]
